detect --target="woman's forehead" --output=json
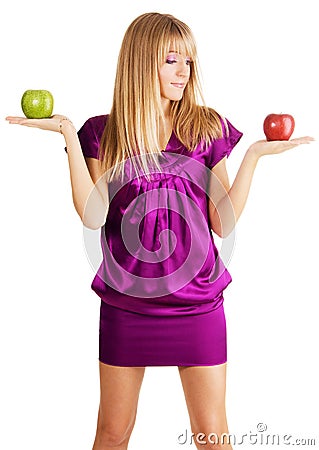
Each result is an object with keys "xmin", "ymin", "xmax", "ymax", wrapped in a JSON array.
[{"xmin": 164, "ymin": 37, "xmax": 196, "ymax": 58}]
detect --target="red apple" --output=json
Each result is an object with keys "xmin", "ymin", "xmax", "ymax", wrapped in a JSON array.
[{"xmin": 263, "ymin": 113, "xmax": 295, "ymax": 141}]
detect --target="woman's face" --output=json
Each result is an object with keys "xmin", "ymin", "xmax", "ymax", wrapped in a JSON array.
[{"xmin": 158, "ymin": 50, "xmax": 191, "ymax": 107}]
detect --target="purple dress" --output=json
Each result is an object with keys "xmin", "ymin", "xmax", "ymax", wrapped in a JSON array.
[{"xmin": 78, "ymin": 115, "xmax": 242, "ymax": 366}]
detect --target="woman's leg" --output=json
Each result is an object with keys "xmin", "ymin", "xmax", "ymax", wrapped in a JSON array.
[
  {"xmin": 92, "ymin": 361, "xmax": 145, "ymax": 450},
  {"xmin": 178, "ymin": 363, "xmax": 232, "ymax": 449}
]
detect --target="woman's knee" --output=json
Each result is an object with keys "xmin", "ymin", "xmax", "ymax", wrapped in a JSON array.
[
  {"xmin": 95, "ymin": 420, "xmax": 135, "ymax": 448},
  {"xmin": 94, "ymin": 363, "xmax": 145, "ymax": 447},
  {"xmin": 192, "ymin": 430, "xmax": 232, "ymax": 449},
  {"xmin": 190, "ymin": 416, "xmax": 231, "ymax": 448}
]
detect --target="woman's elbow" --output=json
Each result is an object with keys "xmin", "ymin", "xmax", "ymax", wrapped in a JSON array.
[
  {"xmin": 211, "ymin": 224, "xmax": 234, "ymax": 239},
  {"xmin": 73, "ymin": 198, "xmax": 108, "ymax": 230},
  {"xmin": 76, "ymin": 206, "xmax": 108, "ymax": 230},
  {"xmin": 83, "ymin": 210, "xmax": 108, "ymax": 229},
  {"xmin": 82, "ymin": 219, "xmax": 104, "ymax": 230},
  {"xmin": 210, "ymin": 211, "xmax": 235, "ymax": 238}
]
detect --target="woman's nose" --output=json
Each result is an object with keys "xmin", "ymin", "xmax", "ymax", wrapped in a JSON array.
[{"xmin": 176, "ymin": 61, "xmax": 190, "ymax": 77}]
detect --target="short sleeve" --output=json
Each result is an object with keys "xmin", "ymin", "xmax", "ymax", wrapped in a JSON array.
[
  {"xmin": 207, "ymin": 118, "xmax": 243, "ymax": 169},
  {"xmin": 77, "ymin": 115, "xmax": 108, "ymax": 160}
]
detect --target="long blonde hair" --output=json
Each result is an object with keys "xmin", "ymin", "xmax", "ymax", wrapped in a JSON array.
[{"xmin": 99, "ymin": 12, "xmax": 224, "ymax": 182}]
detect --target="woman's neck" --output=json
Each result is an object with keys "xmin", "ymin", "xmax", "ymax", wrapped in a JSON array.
[
  {"xmin": 159, "ymin": 98, "xmax": 173, "ymax": 150},
  {"xmin": 161, "ymin": 97, "xmax": 171, "ymax": 118},
  {"xmin": 159, "ymin": 117, "xmax": 172, "ymax": 150}
]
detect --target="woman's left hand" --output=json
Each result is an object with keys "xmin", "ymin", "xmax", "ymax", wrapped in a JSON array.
[{"xmin": 249, "ymin": 136, "xmax": 315, "ymax": 158}]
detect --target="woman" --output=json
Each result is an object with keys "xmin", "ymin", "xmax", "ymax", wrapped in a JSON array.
[{"xmin": 6, "ymin": 12, "xmax": 313, "ymax": 450}]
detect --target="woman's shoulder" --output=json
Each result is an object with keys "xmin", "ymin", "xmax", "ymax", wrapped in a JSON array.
[
  {"xmin": 198, "ymin": 106, "xmax": 242, "ymax": 141},
  {"xmin": 81, "ymin": 114, "xmax": 109, "ymax": 132},
  {"xmin": 77, "ymin": 115, "xmax": 109, "ymax": 159},
  {"xmin": 78, "ymin": 114, "xmax": 109, "ymax": 141},
  {"xmin": 196, "ymin": 105, "xmax": 223, "ymax": 128}
]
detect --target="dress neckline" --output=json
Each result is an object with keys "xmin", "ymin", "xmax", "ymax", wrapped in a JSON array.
[
  {"xmin": 162, "ymin": 131, "xmax": 183, "ymax": 153},
  {"xmin": 161, "ymin": 132, "xmax": 173, "ymax": 152}
]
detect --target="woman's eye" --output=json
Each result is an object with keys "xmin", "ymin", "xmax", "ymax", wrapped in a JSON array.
[{"xmin": 165, "ymin": 56, "xmax": 192, "ymax": 65}]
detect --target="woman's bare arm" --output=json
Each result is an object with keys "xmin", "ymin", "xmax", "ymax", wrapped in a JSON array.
[
  {"xmin": 6, "ymin": 115, "xmax": 109, "ymax": 229},
  {"xmin": 209, "ymin": 136, "xmax": 314, "ymax": 238}
]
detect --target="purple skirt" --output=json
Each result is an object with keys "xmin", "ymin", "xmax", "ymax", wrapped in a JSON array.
[{"xmin": 99, "ymin": 300, "xmax": 227, "ymax": 367}]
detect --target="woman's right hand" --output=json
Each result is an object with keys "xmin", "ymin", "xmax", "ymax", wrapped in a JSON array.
[{"xmin": 5, "ymin": 114, "xmax": 75, "ymax": 135}]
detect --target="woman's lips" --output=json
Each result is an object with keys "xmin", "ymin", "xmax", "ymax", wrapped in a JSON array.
[{"xmin": 171, "ymin": 83, "xmax": 185, "ymax": 89}]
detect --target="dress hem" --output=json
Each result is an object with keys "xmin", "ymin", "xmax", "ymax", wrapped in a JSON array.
[{"xmin": 98, "ymin": 358, "xmax": 228, "ymax": 368}]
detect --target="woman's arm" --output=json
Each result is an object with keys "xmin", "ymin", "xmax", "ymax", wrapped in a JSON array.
[
  {"xmin": 209, "ymin": 136, "xmax": 314, "ymax": 238},
  {"xmin": 6, "ymin": 115, "xmax": 109, "ymax": 229},
  {"xmin": 63, "ymin": 120, "xmax": 109, "ymax": 229}
]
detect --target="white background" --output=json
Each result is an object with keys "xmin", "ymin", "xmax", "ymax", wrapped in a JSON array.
[{"xmin": 1, "ymin": 0, "xmax": 318, "ymax": 449}]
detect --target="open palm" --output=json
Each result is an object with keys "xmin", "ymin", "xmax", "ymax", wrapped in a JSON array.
[
  {"xmin": 250, "ymin": 136, "xmax": 314, "ymax": 157},
  {"xmin": 5, "ymin": 115, "xmax": 69, "ymax": 133}
]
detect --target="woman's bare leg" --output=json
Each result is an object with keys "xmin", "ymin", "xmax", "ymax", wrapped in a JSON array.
[
  {"xmin": 178, "ymin": 363, "xmax": 232, "ymax": 449},
  {"xmin": 92, "ymin": 361, "xmax": 145, "ymax": 450}
]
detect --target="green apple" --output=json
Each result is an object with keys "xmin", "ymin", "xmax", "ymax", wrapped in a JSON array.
[{"xmin": 21, "ymin": 90, "xmax": 54, "ymax": 119}]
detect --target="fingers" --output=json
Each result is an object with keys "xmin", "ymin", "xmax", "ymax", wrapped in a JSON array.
[
  {"xmin": 6, "ymin": 116, "xmax": 43, "ymax": 128},
  {"xmin": 267, "ymin": 136, "xmax": 315, "ymax": 152},
  {"xmin": 290, "ymin": 136, "xmax": 315, "ymax": 145},
  {"xmin": 6, "ymin": 114, "xmax": 67, "ymax": 127},
  {"xmin": 5, "ymin": 116, "xmax": 41, "ymax": 127},
  {"xmin": 5, "ymin": 115, "xmax": 60, "ymax": 132},
  {"xmin": 250, "ymin": 135, "xmax": 315, "ymax": 158},
  {"xmin": 5, "ymin": 116, "xmax": 28, "ymax": 124},
  {"xmin": 271, "ymin": 136, "xmax": 315, "ymax": 155}
]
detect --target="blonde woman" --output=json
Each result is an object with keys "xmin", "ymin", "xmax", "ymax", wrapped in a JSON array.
[{"xmin": 6, "ymin": 12, "xmax": 313, "ymax": 450}]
